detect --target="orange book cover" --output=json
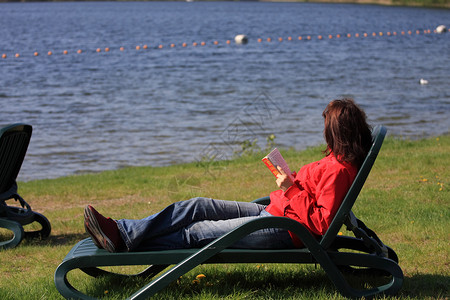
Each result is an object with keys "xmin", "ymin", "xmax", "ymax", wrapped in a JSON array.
[
  {"xmin": 262, "ymin": 157, "xmax": 280, "ymax": 177},
  {"xmin": 262, "ymin": 148, "xmax": 294, "ymax": 180}
]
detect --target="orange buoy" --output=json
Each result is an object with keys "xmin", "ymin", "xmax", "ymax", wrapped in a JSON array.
[
  {"xmin": 287, "ymin": 36, "xmax": 292, "ymax": 41},
  {"xmin": 77, "ymin": 49, "xmax": 82, "ymax": 54},
  {"xmin": 387, "ymin": 32, "xmax": 391, "ymax": 36},
  {"xmin": 15, "ymin": 53, "xmax": 20, "ymax": 58},
  {"xmin": 226, "ymin": 40, "xmax": 231, "ymax": 44},
  {"xmin": 213, "ymin": 41, "xmax": 218, "ymax": 45},
  {"xmin": 379, "ymin": 32, "xmax": 383, "ymax": 36},
  {"xmin": 120, "ymin": 47, "xmax": 124, "ymax": 51},
  {"xmin": 408, "ymin": 30, "xmax": 412, "ymax": 35},
  {"xmin": 318, "ymin": 35, "xmax": 322, "ymax": 40},
  {"xmin": 105, "ymin": 48, "xmax": 110, "ymax": 52},
  {"xmin": 193, "ymin": 42, "xmax": 198, "ymax": 46},
  {"xmin": 48, "ymin": 51, "xmax": 53, "ymax": 56},
  {"xmin": 158, "ymin": 45, "xmax": 163, "ymax": 49},
  {"xmin": 298, "ymin": 36, "xmax": 302, "ymax": 41},
  {"xmin": 355, "ymin": 33, "xmax": 359, "ymax": 37},
  {"xmin": 200, "ymin": 42, "xmax": 205, "ymax": 46},
  {"xmin": 347, "ymin": 33, "xmax": 351, "ymax": 38},
  {"xmin": 63, "ymin": 50, "xmax": 68, "ymax": 55},
  {"xmin": 96, "ymin": 48, "xmax": 101, "ymax": 52},
  {"xmin": 416, "ymin": 30, "xmax": 420, "ymax": 34},
  {"xmin": 143, "ymin": 45, "xmax": 148, "ymax": 49},
  {"xmin": 34, "ymin": 52, "xmax": 39, "ymax": 56},
  {"xmin": 307, "ymin": 36, "xmax": 311, "ymax": 40},
  {"xmin": 336, "ymin": 34, "xmax": 341, "ymax": 38},
  {"xmin": 257, "ymin": 38, "xmax": 262, "ymax": 42},
  {"xmin": 278, "ymin": 37, "xmax": 283, "ymax": 42},
  {"xmin": 170, "ymin": 43, "xmax": 175, "ymax": 48},
  {"xmin": 363, "ymin": 33, "xmax": 368, "ymax": 37},
  {"xmin": 372, "ymin": 32, "xmax": 377, "ymax": 37},
  {"xmin": 136, "ymin": 46, "xmax": 140, "ymax": 50},
  {"xmin": 182, "ymin": 43, "xmax": 187, "ymax": 47},
  {"xmin": 2, "ymin": 54, "xmax": 6, "ymax": 59},
  {"xmin": 328, "ymin": 35, "xmax": 332, "ymax": 39},
  {"xmin": 393, "ymin": 31, "xmax": 397, "ymax": 35},
  {"xmin": 267, "ymin": 37, "xmax": 272, "ymax": 42}
]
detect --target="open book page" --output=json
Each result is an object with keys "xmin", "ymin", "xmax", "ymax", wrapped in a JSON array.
[{"xmin": 262, "ymin": 148, "xmax": 294, "ymax": 181}]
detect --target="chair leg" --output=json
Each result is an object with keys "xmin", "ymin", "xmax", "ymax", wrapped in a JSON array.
[
  {"xmin": 24, "ymin": 211, "xmax": 51, "ymax": 239},
  {"xmin": 327, "ymin": 251, "xmax": 404, "ymax": 298},
  {"xmin": 0, "ymin": 218, "xmax": 24, "ymax": 250},
  {"xmin": 332, "ymin": 237, "xmax": 400, "ymax": 277},
  {"xmin": 55, "ymin": 258, "xmax": 98, "ymax": 300}
]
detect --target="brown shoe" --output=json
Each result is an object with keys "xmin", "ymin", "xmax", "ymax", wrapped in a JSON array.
[
  {"xmin": 84, "ymin": 220, "xmax": 103, "ymax": 249},
  {"xmin": 84, "ymin": 205, "xmax": 125, "ymax": 252}
]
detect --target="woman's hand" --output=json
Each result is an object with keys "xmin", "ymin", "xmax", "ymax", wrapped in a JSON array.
[{"xmin": 276, "ymin": 166, "xmax": 293, "ymax": 192}]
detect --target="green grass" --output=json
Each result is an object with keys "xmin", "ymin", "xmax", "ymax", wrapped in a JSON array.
[{"xmin": 0, "ymin": 135, "xmax": 448, "ymax": 299}]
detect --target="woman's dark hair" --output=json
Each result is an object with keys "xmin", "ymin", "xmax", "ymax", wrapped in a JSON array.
[{"xmin": 322, "ymin": 99, "xmax": 372, "ymax": 168}]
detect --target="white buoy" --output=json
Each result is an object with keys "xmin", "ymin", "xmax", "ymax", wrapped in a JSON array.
[
  {"xmin": 234, "ymin": 34, "xmax": 248, "ymax": 45},
  {"xmin": 436, "ymin": 25, "xmax": 447, "ymax": 34},
  {"xmin": 419, "ymin": 78, "xmax": 429, "ymax": 85}
]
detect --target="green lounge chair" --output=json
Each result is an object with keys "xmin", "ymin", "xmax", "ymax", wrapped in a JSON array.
[
  {"xmin": 0, "ymin": 123, "xmax": 51, "ymax": 250},
  {"xmin": 55, "ymin": 125, "xmax": 403, "ymax": 299}
]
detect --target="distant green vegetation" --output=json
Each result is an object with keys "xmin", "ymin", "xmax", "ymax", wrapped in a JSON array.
[
  {"xmin": 391, "ymin": 0, "xmax": 449, "ymax": 7},
  {"xmin": 289, "ymin": 0, "xmax": 450, "ymax": 8},
  {"xmin": 0, "ymin": 134, "xmax": 448, "ymax": 299}
]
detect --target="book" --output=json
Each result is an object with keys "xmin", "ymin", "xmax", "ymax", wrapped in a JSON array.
[{"xmin": 262, "ymin": 148, "xmax": 294, "ymax": 181}]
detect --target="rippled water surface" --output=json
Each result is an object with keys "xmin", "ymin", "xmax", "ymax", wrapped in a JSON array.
[{"xmin": 0, "ymin": 2, "xmax": 449, "ymax": 181}]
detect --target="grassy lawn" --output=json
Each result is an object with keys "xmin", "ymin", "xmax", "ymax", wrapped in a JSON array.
[{"xmin": 0, "ymin": 135, "xmax": 448, "ymax": 299}]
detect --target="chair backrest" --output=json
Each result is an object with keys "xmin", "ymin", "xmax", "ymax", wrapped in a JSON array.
[
  {"xmin": 0, "ymin": 124, "xmax": 32, "ymax": 196},
  {"xmin": 320, "ymin": 125, "xmax": 387, "ymax": 249}
]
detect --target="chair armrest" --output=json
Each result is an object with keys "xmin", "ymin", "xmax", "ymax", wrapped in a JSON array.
[{"xmin": 251, "ymin": 196, "xmax": 270, "ymax": 205}]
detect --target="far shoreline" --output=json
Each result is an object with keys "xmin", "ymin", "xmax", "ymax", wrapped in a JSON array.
[
  {"xmin": 0, "ymin": 0, "xmax": 448, "ymax": 9},
  {"xmin": 262, "ymin": 0, "xmax": 449, "ymax": 9}
]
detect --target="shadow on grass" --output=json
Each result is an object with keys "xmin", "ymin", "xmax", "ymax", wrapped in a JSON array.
[
  {"xmin": 80, "ymin": 266, "xmax": 339, "ymax": 299},
  {"xmin": 78, "ymin": 266, "xmax": 449, "ymax": 299},
  {"xmin": 18, "ymin": 232, "xmax": 88, "ymax": 247},
  {"xmin": 47, "ymin": 233, "xmax": 89, "ymax": 246},
  {"xmin": 401, "ymin": 273, "xmax": 449, "ymax": 298}
]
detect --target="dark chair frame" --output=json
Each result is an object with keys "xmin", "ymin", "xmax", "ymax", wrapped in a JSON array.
[
  {"xmin": 55, "ymin": 125, "xmax": 403, "ymax": 299},
  {"xmin": 0, "ymin": 123, "xmax": 51, "ymax": 250}
]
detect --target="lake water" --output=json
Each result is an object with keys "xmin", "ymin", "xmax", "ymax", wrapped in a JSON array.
[{"xmin": 0, "ymin": 1, "xmax": 449, "ymax": 181}]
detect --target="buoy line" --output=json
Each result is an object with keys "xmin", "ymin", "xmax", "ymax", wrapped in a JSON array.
[{"xmin": 1, "ymin": 25, "xmax": 447, "ymax": 60}]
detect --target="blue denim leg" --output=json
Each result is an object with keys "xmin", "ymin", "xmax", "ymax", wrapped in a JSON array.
[
  {"xmin": 116, "ymin": 197, "xmax": 267, "ymax": 251},
  {"xmin": 125, "ymin": 210, "xmax": 294, "ymax": 251},
  {"xmin": 184, "ymin": 210, "xmax": 295, "ymax": 249}
]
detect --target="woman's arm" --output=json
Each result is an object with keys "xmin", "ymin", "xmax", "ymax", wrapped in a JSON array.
[
  {"xmin": 283, "ymin": 166, "xmax": 354, "ymax": 236},
  {"xmin": 275, "ymin": 166, "xmax": 294, "ymax": 192}
]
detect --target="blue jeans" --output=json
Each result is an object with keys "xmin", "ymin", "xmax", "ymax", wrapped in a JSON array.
[{"xmin": 116, "ymin": 197, "xmax": 295, "ymax": 251}]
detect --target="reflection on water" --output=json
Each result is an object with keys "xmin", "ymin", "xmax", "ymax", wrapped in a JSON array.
[{"xmin": 0, "ymin": 2, "xmax": 449, "ymax": 181}]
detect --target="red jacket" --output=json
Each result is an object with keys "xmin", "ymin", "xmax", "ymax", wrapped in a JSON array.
[{"xmin": 265, "ymin": 153, "xmax": 357, "ymax": 247}]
